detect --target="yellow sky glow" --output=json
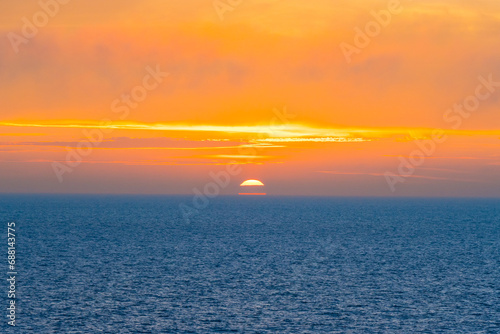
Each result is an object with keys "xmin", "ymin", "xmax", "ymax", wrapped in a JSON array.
[{"xmin": 1, "ymin": 0, "xmax": 499, "ymax": 196}]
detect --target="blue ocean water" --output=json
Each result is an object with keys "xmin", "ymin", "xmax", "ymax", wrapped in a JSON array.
[{"xmin": 0, "ymin": 195, "xmax": 499, "ymax": 333}]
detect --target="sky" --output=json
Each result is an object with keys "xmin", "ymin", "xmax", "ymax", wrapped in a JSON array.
[{"xmin": 1, "ymin": 0, "xmax": 500, "ymax": 196}]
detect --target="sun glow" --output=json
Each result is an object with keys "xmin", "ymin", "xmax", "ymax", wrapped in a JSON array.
[
  {"xmin": 239, "ymin": 179, "xmax": 266, "ymax": 195},
  {"xmin": 2, "ymin": 0, "xmax": 500, "ymax": 197},
  {"xmin": 240, "ymin": 179, "xmax": 265, "ymax": 186}
]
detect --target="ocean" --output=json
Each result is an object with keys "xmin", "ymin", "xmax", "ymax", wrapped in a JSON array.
[{"xmin": 1, "ymin": 195, "xmax": 499, "ymax": 333}]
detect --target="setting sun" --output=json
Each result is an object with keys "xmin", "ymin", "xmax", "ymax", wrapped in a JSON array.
[
  {"xmin": 240, "ymin": 180, "xmax": 265, "ymax": 186},
  {"xmin": 239, "ymin": 179, "xmax": 266, "ymax": 195}
]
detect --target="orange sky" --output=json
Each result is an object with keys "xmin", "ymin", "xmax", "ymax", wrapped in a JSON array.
[{"xmin": 1, "ymin": 0, "xmax": 500, "ymax": 196}]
